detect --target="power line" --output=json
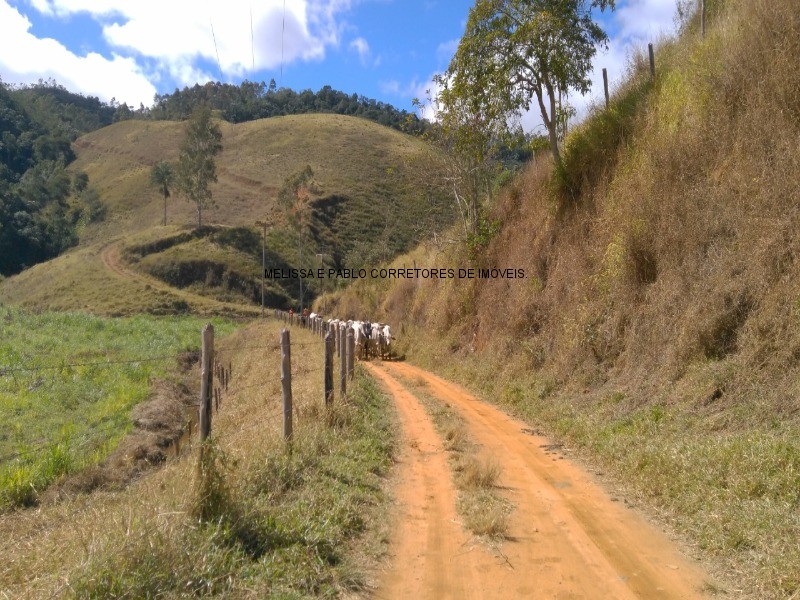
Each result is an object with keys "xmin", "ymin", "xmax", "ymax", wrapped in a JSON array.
[
  {"xmin": 280, "ymin": 0, "xmax": 286, "ymax": 85},
  {"xmin": 250, "ymin": 5, "xmax": 255, "ymax": 73},
  {"xmin": 210, "ymin": 18, "xmax": 223, "ymax": 81}
]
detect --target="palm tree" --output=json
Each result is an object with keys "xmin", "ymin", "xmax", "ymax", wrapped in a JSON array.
[{"xmin": 150, "ymin": 161, "xmax": 174, "ymax": 226}]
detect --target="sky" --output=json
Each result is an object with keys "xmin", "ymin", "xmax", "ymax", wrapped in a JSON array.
[{"xmin": 0, "ymin": 0, "xmax": 684, "ymax": 129}]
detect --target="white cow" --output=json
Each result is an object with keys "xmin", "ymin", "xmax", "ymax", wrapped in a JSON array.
[
  {"xmin": 370, "ymin": 322, "xmax": 382, "ymax": 354},
  {"xmin": 379, "ymin": 324, "xmax": 393, "ymax": 359},
  {"xmin": 351, "ymin": 321, "xmax": 368, "ymax": 359}
]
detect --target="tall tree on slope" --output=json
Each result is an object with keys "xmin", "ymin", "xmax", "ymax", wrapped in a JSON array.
[
  {"xmin": 441, "ymin": 0, "xmax": 614, "ymax": 172},
  {"xmin": 177, "ymin": 105, "xmax": 222, "ymax": 228}
]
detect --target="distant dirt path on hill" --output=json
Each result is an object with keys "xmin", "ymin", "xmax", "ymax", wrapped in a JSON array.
[
  {"xmin": 365, "ymin": 361, "xmax": 716, "ymax": 599},
  {"xmin": 99, "ymin": 240, "xmax": 261, "ymax": 316}
]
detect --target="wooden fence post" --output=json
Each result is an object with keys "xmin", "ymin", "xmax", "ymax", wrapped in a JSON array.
[
  {"xmin": 648, "ymin": 43, "xmax": 655, "ymax": 79},
  {"xmin": 602, "ymin": 68, "xmax": 609, "ymax": 109},
  {"xmin": 335, "ymin": 324, "xmax": 341, "ymax": 357},
  {"xmin": 347, "ymin": 328, "xmax": 354, "ymax": 380},
  {"xmin": 199, "ymin": 324, "xmax": 214, "ymax": 441},
  {"xmin": 281, "ymin": 328, "xmax": 293, "ymax": 443},
  {"xmin": 701, "ymin": 0, "xmax": 706, "ymax": 37},
  {"xmin": 324, "ymin": 331, "xmax": 333, "ymax": 407},
  {"xmin": 339, "ymin": 326, "xmax": 347, "ymax": 399}
]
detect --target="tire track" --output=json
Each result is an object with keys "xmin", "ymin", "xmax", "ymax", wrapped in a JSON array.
[{"xmin": 367, "ymin": 361, "xmax": 717, "ymax": 599}]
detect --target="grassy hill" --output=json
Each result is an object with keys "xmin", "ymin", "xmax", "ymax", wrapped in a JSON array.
[
  {"xmin": 0, "ymin": 113, "xmax": 452, "ymax": 313},
  {"xmin": 316, "ymin": 0, "xmax": 800, "ymax": 596}
]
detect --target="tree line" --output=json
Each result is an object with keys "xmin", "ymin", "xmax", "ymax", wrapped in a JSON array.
[{"xmin": 115, "ymin": 80, "xmax": 429, "ymax": 135}]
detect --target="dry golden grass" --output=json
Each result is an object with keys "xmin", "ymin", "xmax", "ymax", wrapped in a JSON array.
[
  {"xmin": 0, "ymin": 112, "xmax": 452, "ymax": 314},
  {"xmin": 457, "ymin": 455, "xmax": 502, "ymax": 491},
  {"xmin": 70, "ymin": 114, "xmax": 435, "ymax": 243},
  {"xmin": 459, "ymin": 491, "xmax": 511, "ymax": 538}
]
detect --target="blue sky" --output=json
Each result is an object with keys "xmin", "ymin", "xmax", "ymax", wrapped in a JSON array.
[{"xmin": 0, "ymin": 0, "xmax": 682, "ymax": 123}]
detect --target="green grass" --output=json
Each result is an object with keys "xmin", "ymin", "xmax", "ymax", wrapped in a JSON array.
[
  {"xmin": 0, "ymin": 305, "xmax": 237, "ymax": 510},
  {"xmin": 67, "ymin": 365, "xmax": 396, "ymax": 598}
]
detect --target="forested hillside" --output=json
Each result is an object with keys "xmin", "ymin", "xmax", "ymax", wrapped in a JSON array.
[
  {"xmin": 0, "ymin": 81, "xmax": 111, "ymax": 275},
  {"xmin": 147, "ymin": 81, "xmax": 429, "ymax": 134}
]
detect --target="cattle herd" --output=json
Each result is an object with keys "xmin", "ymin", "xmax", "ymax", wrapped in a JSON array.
[{"xmin": 288, "ymin": 312, "xmax": 395, "ymax": 361}]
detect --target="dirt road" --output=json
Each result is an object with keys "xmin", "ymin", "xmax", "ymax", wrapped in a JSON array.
[{"xmin": 366, "ymin": 361, "xmax": 715, "ymax": 599}]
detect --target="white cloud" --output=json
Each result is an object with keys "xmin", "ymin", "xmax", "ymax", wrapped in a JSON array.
[
  {"xmin": 349, "ymin": 36, "xmax": 371, "ymax": 66},
  {"xmin": 616, "ymin": 0, "xmax": 679, "ymax": 40},
  {"xmin": 97, "ymin": 1, "xmax": 339, "ymax": 77},
  {"xmin": 5, "ymin": 0, "xmax": 355, "ymax": 102},
  {"xmin": 0, "ymin": 0, "xmax": 156, "ymax": 105}
]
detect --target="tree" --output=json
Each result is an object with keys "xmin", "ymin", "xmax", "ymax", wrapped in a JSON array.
[
  {"xmin": 150, "ymin": 161, "xmax": 174, "ymax": 226},
  {"xmin": 442, "ymin": 0, "xmax": 614, "ymax": 172},
  {"xmin": 278, "ymin": 165, "xmax": 317, "ymax": 308},
  {"xmin": 414, "ymin": 85, "xmax": 505, "ymax": 237},
  {"xmin": 176, "ymin": 105, "xmax": 222, "ymax": 228}
]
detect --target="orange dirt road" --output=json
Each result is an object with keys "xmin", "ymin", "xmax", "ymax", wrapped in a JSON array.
[{"xmin": 365, "ymin": 361, "xmax": 716, "ymax": 599}]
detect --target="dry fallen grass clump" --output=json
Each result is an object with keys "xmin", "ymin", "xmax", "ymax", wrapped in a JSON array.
[{"xmin": 458, "ymin": 455, "xmax": 502, "ymax": 490}]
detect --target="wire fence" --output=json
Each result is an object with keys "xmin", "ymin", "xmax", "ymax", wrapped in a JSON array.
[{"xmin": 0, "ymin": 309, "xmax": 368, "ymax": 500}]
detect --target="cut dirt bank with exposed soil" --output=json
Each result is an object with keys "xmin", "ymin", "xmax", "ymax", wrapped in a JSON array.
[{"xmin": 366, "ymin": 361, "xmax": 719, "ymax": 598}]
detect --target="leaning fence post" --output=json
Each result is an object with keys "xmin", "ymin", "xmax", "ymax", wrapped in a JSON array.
[
  {"xmin": 339, "ymin": 326, "xmax": 347, "ymax": 399},
  {"xmin": 648, "ymin": 43, "xmax": 655, "ymax": 79},
  {"xmin": 199, "ymin": 324, "xmax": 214, "ymax": 441},
  {"xmin": 281, "ymin": 328, "xmax": 293, "ymax": 443},
  {"xmin": 347, "ymin": 328, "xmax": 354, "ymax": 380},
  {"xmin": 602, "ymin": 67, "xmax": 609, "ymax": 109},
  {"xmin": 324, "ymin": 331, "xmax": 334, "ymax": 408}
]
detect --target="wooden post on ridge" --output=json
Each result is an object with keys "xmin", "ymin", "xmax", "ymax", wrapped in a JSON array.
[
  {"xmin": 199, "ymin": 324, "xmax": 214, "ymax": 441},
  {"xmin": 324, "ymin": 331, "xmax": 334, "ymax": 407},
  {"xmin": 280, "ymin": 329, "xmax": 293, "ymax": 443},
  {"xmin": 648, "ymin": 43, "xmax": 655, "ymax": 79},
  {"xmin": 602, "ymin": 68, "xmax": 609, "ymax": 109},
  {"xmin": 347, "ymin": 328, "xmax": 354, "ymax": 380}
]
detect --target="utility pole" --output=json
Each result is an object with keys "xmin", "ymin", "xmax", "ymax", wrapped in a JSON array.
[
  {"xmin": 256, "ymin": 220, "xmax": 267, "ymax": 316},
  {"xmin": 297, "ymin": 231, "xmax": 303, "ymax": 312}
]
